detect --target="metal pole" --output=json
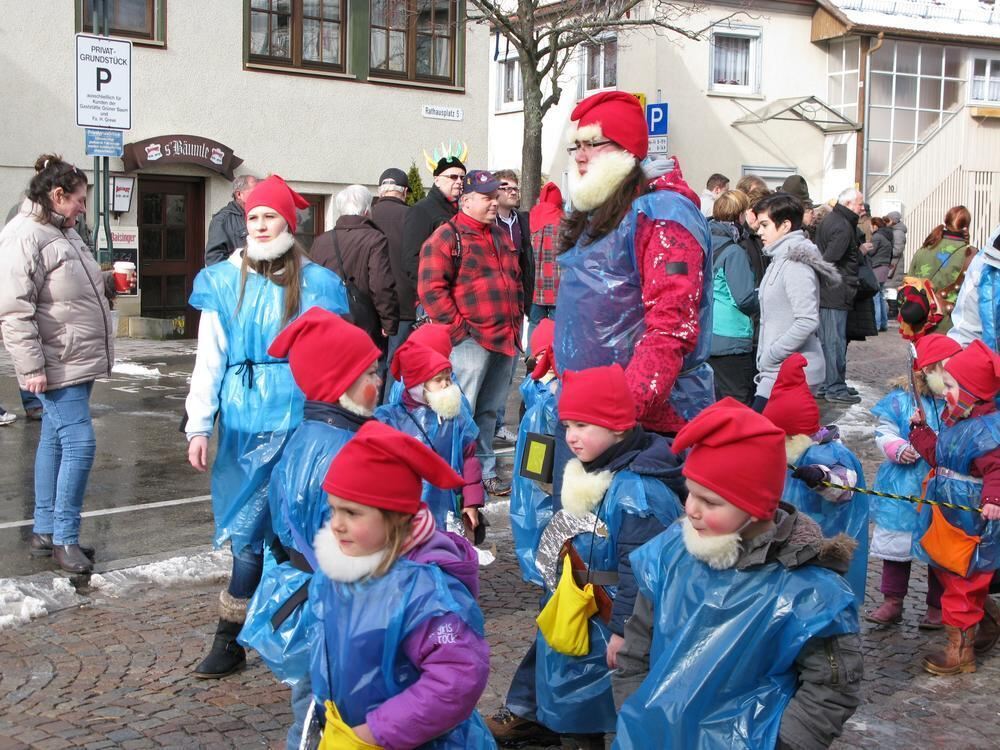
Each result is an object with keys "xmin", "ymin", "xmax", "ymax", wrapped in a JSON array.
[
  {"xmin": 89, "ymin": 0, "xmax": 101, "ymax": 256},
  {"xmin": 101, "ymin": 0, "xmax": 113, "ymax": 264}
]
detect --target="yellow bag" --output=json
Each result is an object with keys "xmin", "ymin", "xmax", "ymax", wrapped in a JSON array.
[
  {"xmin": 920, "ymin": 504, "xmax": 980, "ymax": 577},
  {"xmin": 318, "ymin": 700, "xmax": 382, "ymax": 750},
  {"xmin": 535, "ymin": 554, "xmax": 599, "ymax": 656}
]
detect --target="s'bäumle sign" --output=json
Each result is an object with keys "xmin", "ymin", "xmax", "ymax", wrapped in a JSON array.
[{"xmin": 123, "ymin": 135, "xmax": 243, "ymax": 179}]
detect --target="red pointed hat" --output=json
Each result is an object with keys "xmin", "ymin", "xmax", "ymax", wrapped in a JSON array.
[
  {"xmin": 268, "ymin": 307, "xmax": 379, "ymax": 403},
  {"xmin": 570, "ymin": 91, "xmax": 648, "ymax": 159},
  {"xmin": 244, "ymin": 174, "xmax": 310, "ymax": 232},
  {"xmin": 762, "ymin": 353, "xmax": 821, "ymax": 437},
  {"xmin": 529, "ymin": 318, "xmax": 555, "ymax": 358},
  {"xmin": 914, "ymin": 333, "xmax": 962, "ymax": 370},
  {"xmin": 673, "ymin": 397, "xmax": 787, "ymax": 521},
  {"xmin": 558, "ymin": 364, "xmax": 637, "ymax": 431},
  {"xmin": 390, "ymin": 339, "xmax": 451, "ymax": 388},
  {"xmin": 408, "ymin": 323, "xmax": 453, "ymax": 359},
  {"xmin": 322, "ymin": 421, "xmax": 464, "ymax": 514},
  {"xmin": 944, "ymin": 339, "xmax": 1000, "ymax": 401}
]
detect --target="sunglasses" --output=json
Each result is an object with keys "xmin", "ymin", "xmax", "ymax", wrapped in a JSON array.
[{"xmin": 439, "ymin": 173, "xmax": 466, "ymax": 181}]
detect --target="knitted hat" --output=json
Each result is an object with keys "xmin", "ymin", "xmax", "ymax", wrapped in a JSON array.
[
  {"xmin": 570, "ymin": 92, "xmax": 648, "ymax": 159},
  {"xmin": 762, "ymin": 354, "xmax": 821, "ymax": 436},
  {"xmin": 558, "ymin": 364, "xmax": 637, "ymax": 431},
  {"xmin": 433, "ymin": 156, "xmax": 466, "ymax": 177},
  {"xmin": 914, "ymin": 333, "xmax": 962, "ymax": 370},
  {"xmin": 779, "ymin": 175, "xmax": 814, "ymax": 209},
  {"xmin": 244, "ymin": 175, "xmax": 310, "ymax": 233},
  {"xmin": 389, "ymin": 340, "xmax": 451, "ymax": 388},
  {"xmin": 672, "ymin": 397, "xmax": 787, "ymax": 521},
  {"xmin": 944, "ymin": 339, "xmax": 1000, "ymax": 401},
  {"xmin": 322, "ymin": 421, "xmax": 464, "ymax": 514},
  {"xmin": 408, "ymin": 323, "xmax": 453, "ymax": 359},
  {"xmin": 268, "ymin": 307, "xmax": 379, "ymax": 403}
]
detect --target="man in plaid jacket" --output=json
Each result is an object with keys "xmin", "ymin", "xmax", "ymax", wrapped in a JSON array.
[{"xmin": 418, "ymin": 170, "xmax": 523, "ymax": 496}]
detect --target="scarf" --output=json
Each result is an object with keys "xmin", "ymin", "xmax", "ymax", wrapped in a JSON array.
[{"xmin": 303, "ymin": 401, "xmax": 370, "ymax": 431}]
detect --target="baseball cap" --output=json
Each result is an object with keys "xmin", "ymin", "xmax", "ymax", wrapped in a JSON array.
[
  {"xmin": 378, "ymin": 168, "xmax": 409, "ymax": 190},
  {"xmin": 463, "ymin": 170, "xmax": 500, "ymax": 195}
]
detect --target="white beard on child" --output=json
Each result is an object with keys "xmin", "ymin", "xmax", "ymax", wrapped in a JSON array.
[
  {"xmin": 339, "ymin": 392, "xmax": 374, "ymax": 418},
  {"xmin": 681, "ymin": 517, "xmax": 743, "ymax": 570},
  {"xmin": 313, "ymin": 521, "xmax": 387, "ymax": 582},
  {"xmin": 926, "ymin": 371, "xmax": 947, "ymax": 396},
  {"xmin": 426, "ymin": 383, "xmax": 462, "ymax": 419},
  {"xmin": 245, "ymin": 231, "xmax": 295, "ymax": 262}
]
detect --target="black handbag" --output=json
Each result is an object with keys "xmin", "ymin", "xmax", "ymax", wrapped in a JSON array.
[
  {"xmin": 855, "ymin": 251, "xmax": 880, "ymax": 301},
  {"xmin": 331, "ymin": 232, "xmax": 381, "ymax": 340}
]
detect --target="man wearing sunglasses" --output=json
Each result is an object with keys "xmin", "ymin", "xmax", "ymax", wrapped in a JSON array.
[{"xmin": 402, "ymin": 156, "xmax": 466, "ymax": 293}]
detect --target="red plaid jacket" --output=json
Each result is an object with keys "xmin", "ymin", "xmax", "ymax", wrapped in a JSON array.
[{"xmin": 418, "ymin": 212, "xmax": 523, "ymax": 356}]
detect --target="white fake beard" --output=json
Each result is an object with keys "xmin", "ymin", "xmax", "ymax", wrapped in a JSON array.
[
  {"xmin": 313, "ymin": 522, "xmax": 388, "ymax": 583},
  {"xmin": 681, "ymin": 517, "xmax": 743, "ymax": 570},
  {"xmin": 568, "ymin": 149, "xmax": 638, "ymax": 212},
  {"xmin": 245, "ymin": 231, "xmax": 294, "ymax": 261},
  {"xmin": 784, "ymin": 434, "xmax": 814, "ymax": 464},
  {"xmin": 926, "ymin": 371, "xmax": 947, "ymax": 396},
  {"xmin": 426, "ymin": 383, "xmax": 462, "ymax": 419},
  {"xmin": 560, "ymin": 458, "xmax": 614, "ymax": 518},
  {"xmin": 339, "ymin": 392, "xmax": 374, "ymax": 418}
]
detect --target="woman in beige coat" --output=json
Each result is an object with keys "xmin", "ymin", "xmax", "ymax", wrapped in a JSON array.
[{"xmin": 0, "ymin": 155, "xmax": 114, "ymax": 573}]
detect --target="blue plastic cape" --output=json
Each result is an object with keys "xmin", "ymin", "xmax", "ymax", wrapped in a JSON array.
[
  {"xmin": 614, "ymin": 523, "xmax": 857, "ymax": 750},
  {"xmin": 189, "ymin": 260, "xmax": 347, "ymax": 554},
  {"xmin": 238, "ymin": 420, "xmax": 355, "ymax": 684},
  {"xmin": 870, "ymin": 389, "xmax": 942, "ymax": 534},
  {"xmin": 511, "ymin": 377, "xmax": 558, "ymax": 586},
  {"xmin": 308, "ymin": 560, "xmax": 496, "ymax": 749},
  {"xmin": 553, "ymin": 189, "xmax": 714, "ymax": 421},
  {"xmin": 914, "ymin": 411, "xmax": 1000, "ymax": 574},
  {"xmin": 979, "ymin": 260, "xmax": 1000, "ymax": 352},
  {"xmin": 375, "ymin": 402, "xmax": 479, "ymax": 529},
  {"xmin": 784, "ymin": 441, "xmax": 869, "ymax": 606},
  {"xmin": 534, "ymin": 471, "xmax": 683, "ymax": 734}
]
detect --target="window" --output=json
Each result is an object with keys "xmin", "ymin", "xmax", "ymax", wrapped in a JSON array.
[
  {"xmin": 971, "ymin": 56, "xmax": 1000, "ymax": 103},
  {"xmin": 80, "ymin": 0, "xmax": 161, "ymax": 42},
  {"xmin": 710, "ymin": 27, "xmax": 761, "ymax": 96},
  {"xmin": 583, "ymin": 37, "xmax": 617, "ymax": 92},
  {"xmin": 370, "ymin": 0, "xmax": 457, "ymax": 84},
  {"xmin": 741, "ymin": 165, "xmax": 795, "ymax": 191},
  {"xmin": 249, "ymin": 0, "xmax": 345, "ymax": 71},
  {"xmin": 496, "ymin": 54, "xmax": 522, "ymax": 110},
  {"xmin": 295, "ymin": 194, "xmax": 326, "ymax": 251},
  {"xmin": 827, "ymin": 37, "xmax": 861, "ymax": 124}
]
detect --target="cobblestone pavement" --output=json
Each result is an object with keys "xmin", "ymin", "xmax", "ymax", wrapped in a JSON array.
[{"xmin": 1, "ymin": 332, "xmax": 1000, "ymax": 748}]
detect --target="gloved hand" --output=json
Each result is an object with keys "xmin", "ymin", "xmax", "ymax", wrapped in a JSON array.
[{"xmin": 792, "ymin": 464, "xmax": 827, "ymax": 488}]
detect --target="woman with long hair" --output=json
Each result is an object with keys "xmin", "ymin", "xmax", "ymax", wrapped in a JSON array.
[
  {"xmin": 907, "ymin": 206, "xmax": 973, "ymax": 332},
  {"xmin": 184, "ymin": 175, "xmax": 347, "ymax": 678}
]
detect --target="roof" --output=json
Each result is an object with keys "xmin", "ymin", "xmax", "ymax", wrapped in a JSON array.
[
  {"xmin": 731, "ymin": 96, "xmax": 860, "ymax": 133},
  {"xmin": 817, "ymin": 0, "xmax": 1000, "ymax": 43}
]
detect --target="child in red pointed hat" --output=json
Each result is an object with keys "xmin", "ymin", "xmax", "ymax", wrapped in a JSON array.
[
  {"xmin": 865, "ymin": 334, "xmax": 956, "ymax": 629},
  {"xmin": 612, "ymin": 398, "xmax": 862, "ymax": 748},
  {"xmin": 309, "ymin": 421, "xmax": 493, "ymax": 748},
  {"xmin": 375, "ymin": 339, "xmax": 484, "ymax": 534},
  {"xmin": 908, "ymin": 338, "xmax": 1000, "ymax": 674}
]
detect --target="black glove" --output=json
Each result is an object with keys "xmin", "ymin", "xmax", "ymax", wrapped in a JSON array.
[{"xmin": 792, "ymin": 464, "xmax": 826, "ymax": 488}]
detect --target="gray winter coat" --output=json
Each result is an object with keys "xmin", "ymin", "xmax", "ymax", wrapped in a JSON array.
[
  {"xmin": 613, "ymin": 505, "xmax": 863, "ymax": 750},
  {"xmin": 0, "ymin": 200, "xmax": 114, "ymax": 389},
  {"xmin": 889, "ymin": 220, "xmax": 908, "ymax": 284},
  {"xmin": 756, "ymin": 231, "xmax": 840, "ymax": 398},
  {"xmin": 205, "ymin": 200, "xmax": 248, "ymax": 266}
]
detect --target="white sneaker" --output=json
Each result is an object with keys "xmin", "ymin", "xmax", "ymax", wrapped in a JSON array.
[
  {"xmin": 494, "ymin": 426, "xmax": 517, "ymax": 445},
  {"xmin": 0, "ymin": 411, "xmax": 16, "ymax": 425}
]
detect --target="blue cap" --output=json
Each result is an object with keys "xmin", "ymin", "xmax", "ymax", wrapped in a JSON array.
[{"xmin": 462, "ymin": 170, "xmax": 500, "ymax": 195}]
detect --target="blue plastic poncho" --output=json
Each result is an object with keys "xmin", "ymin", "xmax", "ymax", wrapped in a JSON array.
[
  {"xmin": 534, "ymin": 471, "xmax": 683, "ymax": 735},
  {"xmin": 870, "ymin": 388, "xmax": 942, "ymax": 534},
  {"xmin": 239, "ymin": 419, "xmax": 354, "ymax": 683},
  {"xmin": 614, "ymin": 523, "xmax": 858, "ymax": 750},
  {"xmin": 784, "ymin": 440, "xmax": 869, "ymax": 606},
  {"xmin": 308, "ymin": 560, "xmax": 496, "ymax": 749},
  {"xmin": 374, "ymin": 402, "xmax": 479, "ymax": 529},
  {"xmin": 978, "ymin": 260, "xmax": 1000, "ymax": 352},
  {"xmin": 553, "ymin": 189, "xmax": 714, "ymax": 421},
  {"xmin": 511, "ymin": 377, "xmax": 558, "ymax": 586},
  {"xmin": 189, "ymin": 260, "xmax": 347, "ymax": 554},
  {"xmin": 913, "ymin": 411, "xmax": 1000, "ymax": 575}
]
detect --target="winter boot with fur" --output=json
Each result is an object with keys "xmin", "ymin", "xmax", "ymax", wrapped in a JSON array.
[
  {"xmin": 192, "ymin": 591, "xmax": 248, "ymax": 679},
  {"xmin": 922, "ymin": 625, "xmax": 977, "ymax": 675},
  {"xmin": 865, "ymin": 596, "xmax": 904, "ymax": 625},
  {"xmin": 974, "ymin": 597, "xmax": 1000, "ymax": 655}
]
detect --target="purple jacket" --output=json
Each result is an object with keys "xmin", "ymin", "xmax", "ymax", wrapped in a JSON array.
[{"xmin": 367, "ymin": 531, "xmax": 489, "ymax": 749}]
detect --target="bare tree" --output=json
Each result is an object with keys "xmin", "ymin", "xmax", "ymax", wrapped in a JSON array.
[{"xmin": 466, "ymin": 1, "xmax": 746, "ymax": 206}]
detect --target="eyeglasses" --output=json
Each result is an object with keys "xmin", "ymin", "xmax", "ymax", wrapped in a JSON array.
[
  {"xmin": 498, "ymin": 185, "xmax": 520, "ymax": 193},
  {"xmin": 439, "ymin": 173, "xmax": 465, "ymax": 181},
  {"xmin": 566, "ymin": 139, "xmax": 614, "ymax": 155}
]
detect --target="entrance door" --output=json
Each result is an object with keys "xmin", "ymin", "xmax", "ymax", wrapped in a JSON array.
[{"xmin": 138, "ymin": 177, "xmax": 205, "ymax": 337}]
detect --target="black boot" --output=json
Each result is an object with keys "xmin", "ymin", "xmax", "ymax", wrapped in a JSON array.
[
  {"xmin": 193, "ymin": 618, "xmax": 246, "ymax": 678},
  {"xmin": 30, "ymin": 533, "xmax": 95, "ymax": 560},
  {"xmin": 52, "ymin": 544, "xmax": 94, "ymax": 574}
]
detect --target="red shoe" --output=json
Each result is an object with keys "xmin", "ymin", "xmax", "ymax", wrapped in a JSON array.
[{"xmin": 865, "ymin": 596, "xmax": 903, "ymax": 625}]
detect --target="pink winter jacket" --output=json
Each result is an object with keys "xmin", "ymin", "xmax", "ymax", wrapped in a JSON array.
[{"xmin": 0, "ymin": 200, "xmax": 114, "ymax": 389}]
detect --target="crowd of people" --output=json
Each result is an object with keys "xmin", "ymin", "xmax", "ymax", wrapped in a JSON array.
[{"xmin": 2, "ymin": 87, "xmax": 1000, "ymax": 749}]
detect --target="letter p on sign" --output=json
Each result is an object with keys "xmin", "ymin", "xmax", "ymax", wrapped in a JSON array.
[
  {"xmin": 97, "ymin": 67, "xmax": 112, "ymax": 91},
  {"xmin": 646, "ymin": 103, "xmax": 668, "ymax": 136}
]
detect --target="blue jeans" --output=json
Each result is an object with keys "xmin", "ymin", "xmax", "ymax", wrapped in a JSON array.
[
  {"xmin": 874, "ymin": 287, "xmax": 889, "ymax": 331},
  {"xmin": 450, "ymin": 337, "xmax": 516, "ymax": 479},
  {"xmin": 288, "ymin": 678, "xmax": 312, "ymax": 750},
  {"xmin": 20, "ymin": 388, "xmax": 42, "ymax": 412},
  {"xmin": 494, "ymin": 352, "xmax": 519, "ymax": 435},
  {"xmin": 382, "ymin": 320, "xmax": 416, "ymax": 405},
  {"xmin": 227, "ymin": 545, "xmax": 264, "ymax": 599},
  {"xmin": 819, "ymin": 307, "xmax": 850, "ymax": 397},
  {"xmin": 526, "ymin": 303, "xmax": 556, "ymax": 344},
  {"xmin": 33, "ymin": 382, "xmax": 96, "ymax": 545},
  {"xmin": 505, "ymin": 640, "xmax": 539, "ymax": 721}
]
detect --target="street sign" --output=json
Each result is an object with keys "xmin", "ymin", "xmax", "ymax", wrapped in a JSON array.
[
  {"xmin": 85, "ymin": 128, "xmax": 124, "ymax": 157},
  {"xmin": 649, "ymin": 136, "xmax": 669, "ymax": 155},
  {"xmin": 646, "ymin": 103, "xmax": 669, "ymax": 136},
  {"xmin": 632, "ymin": 92, "xmax": 647, "ymax": 110},
  {"xmin": 76, "ymin": 34, "xmax": 132, "ymax": 130}
]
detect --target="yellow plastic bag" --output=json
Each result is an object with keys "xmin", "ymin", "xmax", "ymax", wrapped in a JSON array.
[
  {"xmin": 536, "ymin": 554, "xmax": 599, "ymax": 656},
  {"xmin": 318, "ymin": 700, "xmax": 382, "ymax": 750}
]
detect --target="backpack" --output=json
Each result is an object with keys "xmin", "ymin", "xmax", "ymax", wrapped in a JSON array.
[{"xmin": 330, "ymin": 232, "xmax": 381, "ymax": 341}]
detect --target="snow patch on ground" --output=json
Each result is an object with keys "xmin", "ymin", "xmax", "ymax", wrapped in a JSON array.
[
  {"xmin": 90, "ymin": 549, "xmax": 232, "ymax": 596},
  {"xmin": 0, "ymin": 576, "xmax": 81, "ymax": 630},
  {"xmin": 112, "ymin": 361, "xmax": 163, "ymax": 378}
]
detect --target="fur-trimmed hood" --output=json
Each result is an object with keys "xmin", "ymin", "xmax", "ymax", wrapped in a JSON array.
[
  {"xmin": 736, "ymin": 503, "xmax": 857, "ymax": 574},
  {"xmin": 765, "ymin": 230, "xmax": 841, "ymax": 289}
]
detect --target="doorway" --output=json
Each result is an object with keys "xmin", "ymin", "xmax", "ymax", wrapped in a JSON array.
[{"xmin": 138, "ymin": 177, "xmax": 204, "ymax": 337}]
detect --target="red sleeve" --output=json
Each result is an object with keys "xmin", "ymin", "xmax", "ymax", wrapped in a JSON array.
[
  {"xmin": 461, "ymin": 443, "xmax": 484, "ymax": 508},
  {"xmin": 908, "ymin": 424, "xmax": 938, "ymax": 467},
  {"xmin": 417, "ymin": 226, "xmax": 467, "ymax": 343},
  {"xmin": 971, "ymin": 447, "xmax": 1000, "ymax": 506},
  {"xmin": 628, "ymin": 216, "xmax": 705, "ymax": 423}
]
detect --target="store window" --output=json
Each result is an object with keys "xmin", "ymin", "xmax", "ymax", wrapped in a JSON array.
[
  {"xmin": 248, "ymin": 0, "xmax": 345, "ymax": 71},
  {"xmin": 295, "ymin": 194, "xmax": 326, "ymax": 251},
  {"xmin": 971, "ymin": 56, "xmax": 1000, "ymax": 104},
  {"xmin": 497, "ymin": 54, "xmax": 522, "ymax": 110},
  {"xmin": 827, "ymin": 37, "xmax": 861, "ymax": 124},
  {"xmin": 79, "ymin": 0, "xmax": 162, "ymax": 43},
  {"xmin": 710, "ymin": 27, "xmax": 761, "ymax": 96},
  {"xmin": 581, "ymin": 36, "xmax": 617, "ymax": 94},
  {"xmin": 370, "ymin": 0, "xmax": 456, "ymax": 84}
]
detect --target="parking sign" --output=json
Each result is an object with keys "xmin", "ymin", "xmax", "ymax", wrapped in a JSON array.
[
  {"xmin": 646, "ymin": 103, "xmax": 669, "ymax": 136},
  {"xmin": 76, "ymin": 34, "xmax": 132, "ymax": 130}
]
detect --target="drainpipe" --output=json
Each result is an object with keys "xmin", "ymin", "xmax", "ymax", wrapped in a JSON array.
[{"xmin": 861, "ymin": 32, "xmax": 885, "ymax": 196}]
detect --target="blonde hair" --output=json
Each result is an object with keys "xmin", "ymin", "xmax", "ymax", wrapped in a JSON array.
[
  {"xmin": 712, "ymin": 189, "xmax": 750, "ymax": 222},
  {"xmin": 372, "ymin": 510, "xmax": 414, "ymax": 578}
]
